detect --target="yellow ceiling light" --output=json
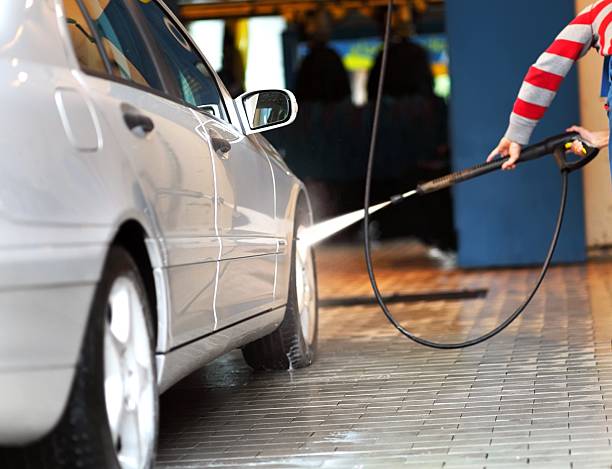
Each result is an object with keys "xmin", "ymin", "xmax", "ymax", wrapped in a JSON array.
[
  {"xmin": 327, "ymin": 5, "xmax": 347, "ymax": 21},
  {"xmin": 358, "ymin": 6, "xmax": 373, "ymax": 17},
  {"xmin": 281, "ymin": 8, "xmax": 297, "ymax": 22},
  {"xmin": 398, "ymin": 5, "xmax": 412, "ymax": 23},
  {"xmin": 413, "ymin": 0, "xmax": 428, "ymax": 13}
]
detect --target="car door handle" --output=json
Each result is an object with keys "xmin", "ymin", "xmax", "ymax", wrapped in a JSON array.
[
  {"xmin": 121, "ymin": 104, "xmax": 155, "ymax": 135},
  {"xmin": 211, "ymin": 137, "xmax": 231, "ymax": 154}
]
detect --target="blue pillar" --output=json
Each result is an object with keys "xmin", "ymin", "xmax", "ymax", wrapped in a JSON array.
[{"xmin": 446, "ymin": 0, "xmax": 586, "ymax": 268}]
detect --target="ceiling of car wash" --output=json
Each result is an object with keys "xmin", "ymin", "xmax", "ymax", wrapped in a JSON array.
[{"xmin": 177, "ymin": 0, "xmax": 444, "ymax": 21}]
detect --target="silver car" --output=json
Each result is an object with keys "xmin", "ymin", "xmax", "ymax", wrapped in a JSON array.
[{"xmin": 0, "ymin": 1, "xmax": 318, "ymax": 468}]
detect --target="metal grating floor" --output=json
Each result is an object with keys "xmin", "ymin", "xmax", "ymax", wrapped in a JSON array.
[{"xmin": 157, "ymin": 241, "xmax": 612, "ymax": 468}]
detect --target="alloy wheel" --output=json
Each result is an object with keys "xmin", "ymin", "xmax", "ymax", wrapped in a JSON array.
[{"xmin": 103, "ymin": 276, "xmax": 156, "ymax": 469}]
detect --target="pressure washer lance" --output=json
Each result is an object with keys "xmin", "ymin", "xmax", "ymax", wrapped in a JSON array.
[
  {"xmin": 361, "ymin": 130, "xmax": 599, "ymax": 350},
  {"xmin": 300, "ymin": 133, "xmax": 596, "ymax": 248},
  {"xmin": 391, "ymin": 132, "xmax": 593, "ymax": 202}
]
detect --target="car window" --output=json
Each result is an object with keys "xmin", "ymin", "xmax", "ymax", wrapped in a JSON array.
[
  {"xmin": 79, "ymin": 0, "xmax": 163, "ymax": 92},
  {"xmin": 133, "ymin": 1, "xmax": 229, "ymax": 122},
  {"xmin": 63, "ymin": 0, "xmax": 107, "ymax": 74}
]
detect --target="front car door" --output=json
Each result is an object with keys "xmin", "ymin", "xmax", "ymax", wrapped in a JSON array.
[{"xmin": 132, "ymin": 1, "xmax": 279, "ymax": 329}]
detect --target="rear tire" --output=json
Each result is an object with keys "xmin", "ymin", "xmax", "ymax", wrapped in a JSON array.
[
  {"xmin": 242, "ymin": 200, "xmax": 319, "ymax": 371},
  {"xmin": 0, "ymin": 247, "xmax": 158, "ymax": 469}
]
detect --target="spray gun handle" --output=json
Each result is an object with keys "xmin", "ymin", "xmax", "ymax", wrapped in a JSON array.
[
  {"xmin": 416, "ymin": 132, "xmax": 595, "ymax": 195},
  {"xmin": 553, "ymin": 137, "xmax": 600, "ymax": 173}
]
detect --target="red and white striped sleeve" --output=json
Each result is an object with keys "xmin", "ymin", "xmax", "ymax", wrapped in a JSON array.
[{"xmin": 505, "ymin": 0, "xmax": 612, "ymax": 145}]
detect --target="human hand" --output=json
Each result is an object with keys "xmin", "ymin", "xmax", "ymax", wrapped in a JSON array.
[
  {"xmin": 566, "ymin": 126, "xmax": 609, "ymax": 156},
  {"xmin": 487, "ymin": 137, "xmax": 522, "ymax": 170}
]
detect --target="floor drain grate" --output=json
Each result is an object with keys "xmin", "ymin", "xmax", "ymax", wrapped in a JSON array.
[{"xmin": 319, "ymin": 289, "xmax": 488, "ymax": 308}]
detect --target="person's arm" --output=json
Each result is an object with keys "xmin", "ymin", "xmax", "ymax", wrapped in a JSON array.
[{"xmin": 488, "ymin": 1, "xmax": 610, "ymax": 169}]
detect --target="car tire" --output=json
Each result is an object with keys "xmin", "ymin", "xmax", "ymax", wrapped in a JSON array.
[
  {"xmin": 242, "ymin": 200, "xmax": 319, "ymax": 371},
  {"xmin": 1, "ymin": 247, "xmax": 158, "ymax": 469}
]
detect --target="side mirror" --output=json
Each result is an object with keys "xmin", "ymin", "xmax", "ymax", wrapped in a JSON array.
[{"xmin": 235, "ymin": 89, "xmax": 298, "ymax": 135}]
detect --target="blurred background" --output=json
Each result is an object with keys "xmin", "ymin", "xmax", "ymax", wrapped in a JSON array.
[{"xmin": 166, "ymin": 0, "xmax": 612, "ymax": 269}]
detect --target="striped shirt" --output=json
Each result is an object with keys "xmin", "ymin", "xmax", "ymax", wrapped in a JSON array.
[{"xmin": 506, "ymin": 0, "xmax": 612, "ymax": 145}]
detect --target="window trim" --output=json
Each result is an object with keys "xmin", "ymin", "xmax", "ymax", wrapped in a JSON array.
[
  {"xmin": 120, "ymin": 0, "xmax": 180, "ymax": 99},
  {"xmin": 73, "ymin": 0, "xmax": 113, "ymax": 74}
]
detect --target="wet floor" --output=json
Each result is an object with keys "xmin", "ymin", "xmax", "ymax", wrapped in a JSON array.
[{"xmin": 157, "ymin": 241, "xmax": 612, "ymax": 468}]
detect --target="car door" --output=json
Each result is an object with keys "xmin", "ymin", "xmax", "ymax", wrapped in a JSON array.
[
  {"xmin": 207, "ymin": 121, "xmax": 279, "ymax": 328},
  {"xmin": 132, "ymin": 0, "xmax": 279, "ymax": 329},
  {"xmin": 66, "ymin": 0, "xmax": 220, "ymax": 348}
]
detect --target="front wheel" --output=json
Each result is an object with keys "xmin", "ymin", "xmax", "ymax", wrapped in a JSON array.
[{"xmin": 242, "ymin": 201, "xmax": 319, "ymax": 370}]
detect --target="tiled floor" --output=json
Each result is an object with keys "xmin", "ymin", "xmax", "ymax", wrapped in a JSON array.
[{"xmin": 156, "ymin": 241, "xmax": 612, "ymax": 468}]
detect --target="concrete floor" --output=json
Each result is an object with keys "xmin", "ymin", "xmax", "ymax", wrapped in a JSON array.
[{"xmin": 156, "ymin": 241, "xmax": 612, "ymax": 468}]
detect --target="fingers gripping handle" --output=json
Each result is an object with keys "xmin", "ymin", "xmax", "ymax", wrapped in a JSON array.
[{"xmin": 416, "ymin": 132, "xmax": 593, "ymax": 195}]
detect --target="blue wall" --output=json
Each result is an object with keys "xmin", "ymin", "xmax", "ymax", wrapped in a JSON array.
[{"xmin": 446, "ymin": 0, "xmax": 586, "ymax": 268}]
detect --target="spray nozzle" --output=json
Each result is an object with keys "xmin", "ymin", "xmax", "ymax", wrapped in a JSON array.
[{"xmin": 390, "ymin": 194, "xmax": 405, "ymax": 205}]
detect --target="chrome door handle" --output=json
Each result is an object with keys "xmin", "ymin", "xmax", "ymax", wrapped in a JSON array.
[
  {"xmin": 121, "ymin": 103, "xmax": 155, "ymax": 135},
  {"xmin": 211, "ymin": 137, "xmax": 231, "ymax": 154}
]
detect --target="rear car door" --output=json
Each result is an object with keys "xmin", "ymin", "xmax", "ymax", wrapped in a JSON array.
[
  {"xmin": 132, "ymin": 1, "xmax": 279, "ymax": 329},
  {"xmin": 65, "ymin": 0, "xmax": 220, "ymax": 348}
]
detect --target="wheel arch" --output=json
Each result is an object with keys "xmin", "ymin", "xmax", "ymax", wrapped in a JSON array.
[
  {"xmin": 272, "ymin": 182, "xmax": 314, "ymax": 308},
  {"xmin": 291, "ymin": 185, "xmax": 315, "ymax": 254},
  {"xmin": 296, "ymin": 187, "xmax": 314, "ymax": 225},
  {"xmin": 111, "ymin": 220, "xmax": 160, "ymax": 344},
  {"xmin": 288, "ymin": 182, "xmax": 315, "ymax": 236}
]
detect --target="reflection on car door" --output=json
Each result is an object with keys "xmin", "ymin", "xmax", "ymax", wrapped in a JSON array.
[
  {"xmin": 68, "ymin": 0, "xmax": 219, "ymax": 349},
  {"xmin": 132, "ymin": 0, "xmax": 279, "ymax": 329},
  {"xmin": 205, "ymin": 119, "xmax": 279, "ymax": 328}
]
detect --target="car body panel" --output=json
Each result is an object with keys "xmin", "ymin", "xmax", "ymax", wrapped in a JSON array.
[
  {"xmin": 0, "ymin": 283, "xmax": 96, "ymax": 373},
  {"xmin": 0, "ymin": 0, "xmax": 310, "ymax": 446},
  {"xmin": 157, "ymin": 306, "xmax": 286, "ymax": 393},
  {"xmin": 0, "ymin": 368, "xmax": 75, "ymax": 446}
]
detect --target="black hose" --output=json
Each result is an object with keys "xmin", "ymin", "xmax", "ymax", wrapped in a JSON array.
[{"xmin": 363, "ymin": 0, "xmax": 571, "ymax": 349}]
